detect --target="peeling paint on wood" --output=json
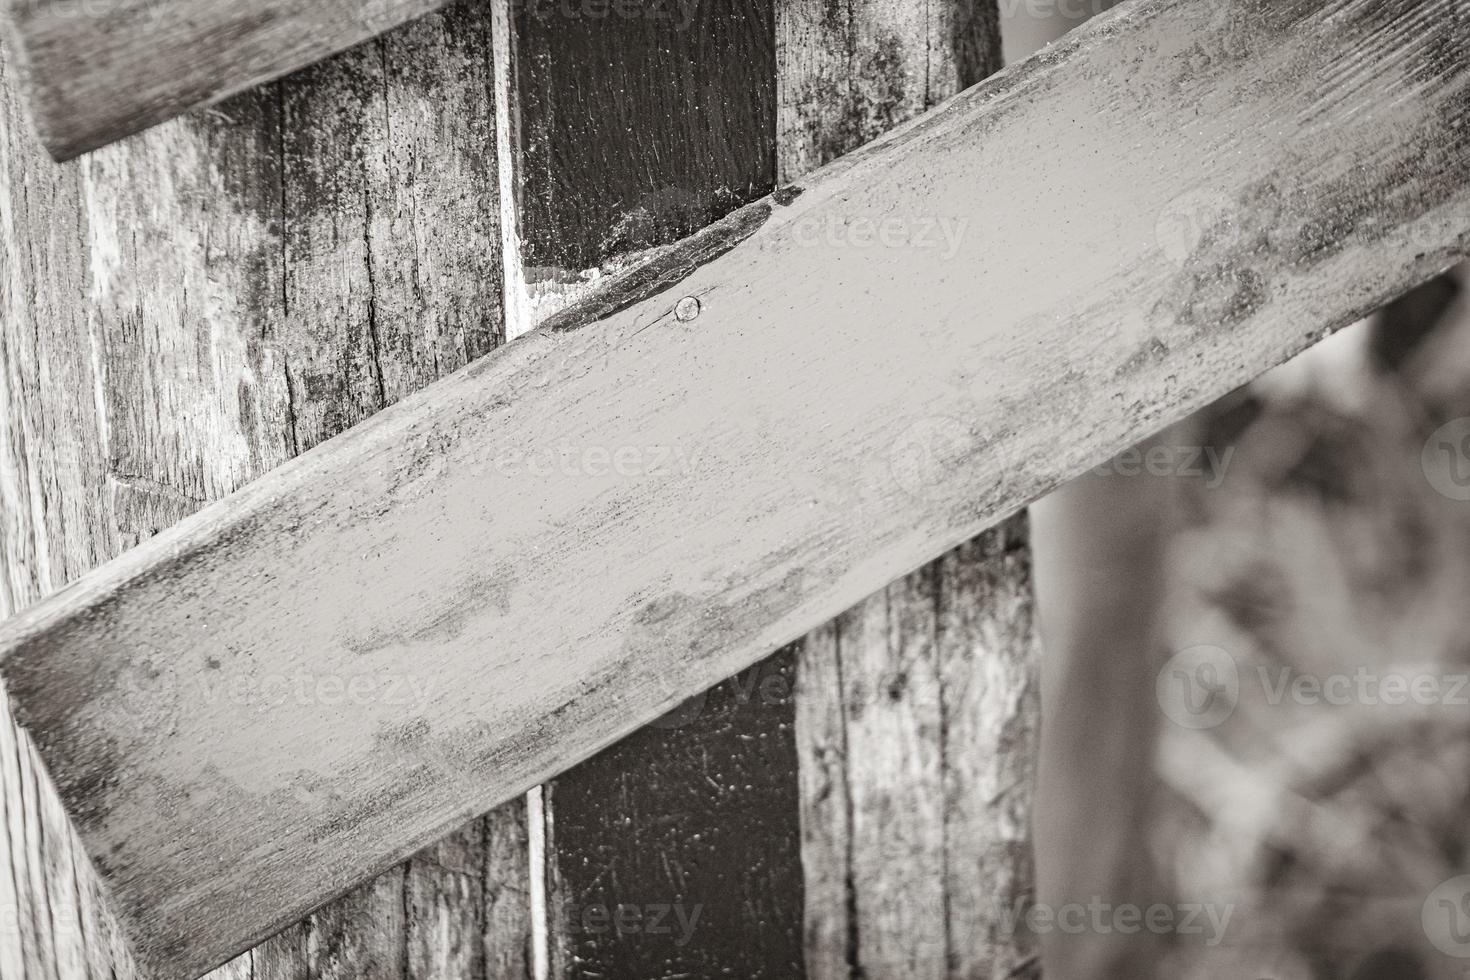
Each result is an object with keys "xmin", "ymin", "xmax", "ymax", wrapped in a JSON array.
[{"xmin": 0, "ymin": 1, "xmax": 1466, "ymax": 975}]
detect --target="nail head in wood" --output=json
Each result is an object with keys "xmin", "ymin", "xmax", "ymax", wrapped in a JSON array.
[{"xmin": 675, "ymin": 296, "xmax": 702, "ymax": 322}]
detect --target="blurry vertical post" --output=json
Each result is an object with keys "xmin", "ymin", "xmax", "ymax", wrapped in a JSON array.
[{"xmin": 1013, "ymin": 0, "xmax": 1179, "ymax": 978}]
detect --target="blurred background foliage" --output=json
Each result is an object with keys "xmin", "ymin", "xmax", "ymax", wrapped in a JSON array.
[{"xmin": 1157, "ymin": 264, "xmax": 1470, "ymax": 980}]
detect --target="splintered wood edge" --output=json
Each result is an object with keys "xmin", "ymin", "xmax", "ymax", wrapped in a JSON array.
[
  {"xmin": 2, "ymin": 0, "xmax": 447, "ymax": 159},
  {"xmin": 1, "ymin": 0, "xmax": 1467, "ymax": 975}
]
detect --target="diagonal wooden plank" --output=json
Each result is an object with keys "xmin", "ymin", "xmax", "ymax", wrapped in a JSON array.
[
  {"xmin": 1, "ymin": 0, "xmax": 1467, "ymax": 975},
  {"xmin": 0, "ymin": 0, "xmax": 448, "ymax": 161}
]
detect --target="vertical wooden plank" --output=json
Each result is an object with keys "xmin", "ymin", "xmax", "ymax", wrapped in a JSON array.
[
  {"xmin": 1, "ymin": 39, "xmax": 205, "ymax": 980},
  {"xmin": 777, "ymin": 0, "xmax": 1000, "ymax": 182},
  {"xmin": 253, "ymin": 5, "xmax": 526, "ymax": 979},
  {"xmin": 0, "ymin": 55, "xmax": 115, "ymax": 617},
  {"xmin": 546, "ymin": 654, "xmax": 804, "ymax": 979},
  {"xmin": 483, "ymin": 804, "xmax": 535, "ymax": 980},
  {"xmin": 793, "ymin": 623, "xmax": 851, "ymax": 980},
  {"xmin": 76, "ymin": 90, "xmax": 292, "ymax": 541},
  {"xmin": 780, "ymin": 3, "xmax": 1034, "ymax": 978},
  {"xmin": 512, "ymin": 0, "xmax": 775, "ymax": 276},
  {"xmin": 799, "ymin": 532, "xmax": 1042, "ymax": 980},
  {"xmin": 840, "ymin": 570, "xmax": 950, "ymax": 980},
  {"xmin": 0, "ymin": 2, "xmax": 533, "ymax": 975},
  {"xmin": 507, "ymin": 2, "xmax": 805, "ymax": 976},
  {"xmin": 938, "ymin": 524, "xmax": 1039, "ymax": 980}
]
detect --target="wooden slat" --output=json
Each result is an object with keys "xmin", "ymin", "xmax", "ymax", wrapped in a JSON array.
[
  {"xmin": 776, "ymin": 0, "xmax": 1001, "ymax": 183},
  {"xmin": 546, "ymin": 654, "xmax": 805, "ymax": 978},
  {"xmin": 799, "ymin": 527, "xmax": 1042, "ymax": 980},
  {"xmin": 503, "ymin": 1, "xmax": 809, "ymax": 976},
  {"xmin": 0, "ymin": 0, "xmax": 446, "ymax": 161},
  {"xmin": 2, "ymin": 1, "xmax": 1467, "ymax": 974},
  {"xmin": 511, "ymin": 0, "xmax": 775, "ymax": 276},
  {"xmin": 777, "ymin": 2, "xmax": 1041, "ymax": 976},
  {"xmin": 247, "ymin": 12, "xmax": 529, "ymax": 980},
  {"xmin": 0, "ymin": 3, "xmax": 534, "ymax": 977}
]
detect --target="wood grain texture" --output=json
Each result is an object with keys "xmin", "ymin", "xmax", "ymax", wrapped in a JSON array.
[
  {"xmin": 797, "ymin": 524, "xmax": 1039, "ymax": 980},
  {"xmin": 2, "ymin": 1, "xmax": 1468, "ymax": 974},
  {"xmin": 510, "ymin": 0, "xmax": 776, "ymax": 322},
  {"xmin": 0, "ymin": 0, "xmax": 447, "ymax": 160},
  {"xmin": 1, "ymin": 3, "xmax": 530, "ymax": 977},
  {"xmin": 506, "ymin": 3, "xmax": 807, "ymax": 977},
  {"xmin": 776, "ymin": 0, "xmax": 1001, "ymax": 182},
  {"xmin": 1, "ymin": 45, "xmax": 145, "ymax": 980},
  {"xmin": 937, "ymin": 531, "xmax": 1039, "ymax": 980},
  {"xmin": 781, "ymin": 3, "xmax": 1036, "ymax": 976}
]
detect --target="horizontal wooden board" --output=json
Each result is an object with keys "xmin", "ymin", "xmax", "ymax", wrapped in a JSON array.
[
  {"xmin": 1, "ymin": 0, "xmax": 444, "ymax": 159},
  {"xmin": 1, "ymin": 0, "xmax": 1467, "ymax": 975}
]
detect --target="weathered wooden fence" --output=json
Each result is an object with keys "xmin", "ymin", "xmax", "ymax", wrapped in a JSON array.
[
  {"xmin": 1, "ymin": 1, "xmax": 1031, "ymax": 974},
  {"xmin": 0, "ymin": 0, "xmax": 1466, "ymax": 976}
]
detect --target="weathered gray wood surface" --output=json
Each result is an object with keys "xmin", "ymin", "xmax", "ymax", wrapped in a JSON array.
[
  {"xmin": 0, "ymin": 3, "xmax": 533, "ymax": 978},
  {"xmin": 799, "ymin": 529, "xmax": 1040, "ymax": 980},
  {"xmin": 0, "ymin": 0, "xmax": 447, "ymax": 160},
  {"xmin": 1, "ymin": 0, "xmax": 1468, "ymax": 974}
]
